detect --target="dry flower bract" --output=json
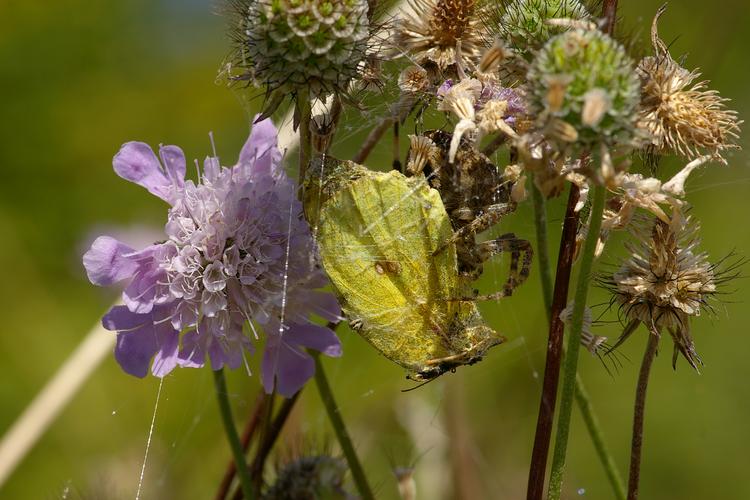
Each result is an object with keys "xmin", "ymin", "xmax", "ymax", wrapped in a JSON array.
[
  {"xmin": 602, "ymin": 218, "xmax": 720, "ymax": 370},
  {"xmin": 637, "ymin": 5, "xmax": 741, "ymax": 163}
]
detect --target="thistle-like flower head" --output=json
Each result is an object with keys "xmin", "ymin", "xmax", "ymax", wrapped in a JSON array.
[
  {"xmin": 83, "ymin": 119, "xmax": 342, "ymax": 396},
  {"xmin": 636, "ymin": 5, "xmax": 741, "ymax": 163},
  {"xmin": 602, "ymin": 217, "xmax": 723, "ymax": 369},
  {"xmin": 396, "ymin": 0, "xmax": 487, "ymax": 75},
  {"xmin": 227, "ymin": 0, "xmax": 372, "ymax": 106},
  {"xmin": 527, "ymin": 27, "xmax": 640, "ymax": 149}
]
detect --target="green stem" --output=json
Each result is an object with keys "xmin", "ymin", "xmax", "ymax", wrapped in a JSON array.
[
  {"xmin": 313, "ymin": 353, "xmax": 375, "ymax": 500},
  {"xmin": 531, "ymin": 183, "xmax": 625, "ymax": 500},
  {"xmin": 297, "ymin": 91, "xmax": 312, "ymax": 183},
  {"xmin": 213, "ymin": 369, "xmax": 256, "ymax": 500},
  {"xmin": 575, "ymin": 376, "xmax": 627, "ymax": 500},
  {"xmin": 547, "ymin": 184, "xmax": 607, "ymax": 500},
  {"xmin": 531, "ymin": 181, "xmax": 553, "ymax": 315}
]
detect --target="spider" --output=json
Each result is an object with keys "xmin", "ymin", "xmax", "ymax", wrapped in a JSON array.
[{"xmin": 405, "ymin": 129, "xmax": 533, "ymax": 300}]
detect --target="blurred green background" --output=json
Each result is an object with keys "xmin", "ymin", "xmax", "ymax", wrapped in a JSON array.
[{"xmin": 1, "ymin": 0, "xmax": 749, "ymax": 498}]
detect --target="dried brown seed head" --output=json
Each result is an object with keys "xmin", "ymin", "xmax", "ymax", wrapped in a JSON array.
[
  {"xmin": 636, "ymin": 5, "xmax": 741, "ymax": 162},
  {"xmin": 396, "ymin": 0, "xmax": 487, "ymax": 73}
]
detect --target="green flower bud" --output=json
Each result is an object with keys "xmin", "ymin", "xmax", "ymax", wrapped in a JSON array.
[{"xmin": 527, "ymin": 28, "xmax": 640, "ymax": 147}]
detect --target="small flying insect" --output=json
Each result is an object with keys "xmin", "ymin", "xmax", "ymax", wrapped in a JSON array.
[{"xmin": 303, "ymin": 157, "xmax": 506, "ymax": 382}]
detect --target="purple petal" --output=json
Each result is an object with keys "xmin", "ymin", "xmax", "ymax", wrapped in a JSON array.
[
  {"xmin": 151, "ymin": 325, "xmax": 180, "ymax": 377},
  {"xmin": 83, "ymin": 236, "xmax": 138, "ymax": 286},
  {"xmin": 238, "ymin": 117, "xmax": 280, "ymax": 176},
  {"xmin": 158, "ymin": 145, "xmax": 187, "ymax": 189},
  {"xmin": 208, "ymin": 339, "xmax": 226, "ymax": 370},
  {"xmin": 123, "ymin": 268, "xmax": 161, "ymax": 314},
  {"xmin": 102, "ymin": 305, "xmax": 148, "ymax": 331},
  {"xmin": 115, "ymin": 329, "xmax": 158, "ymax": 378},
  {"xmin": 261, "ymin": 333, "xmax": 315, "ymax": 397},
  {"xmin": 114, "ymin": 142, "xmax": 176, "ymax": 203},
  {"xmin": 120, "ymin": 246, "xmax": 168, "ymax": 314},
  {"xmin": 285, "ymin": 323, "xmax": 342, "ymax": 357},
  {"xmin": 203, "ymin": 156, "xmax": 221, "ymax": 182},
  {"xmin": 306, "ymin": 292, "xmax": 342, "ymax": 323},
  {"xmin": 103, "ymin": 305, "xmax": 180, "ymax": 378},
  {"xmin": 177, "ymin": 330, "xmax": 206, "ymax": 368}
]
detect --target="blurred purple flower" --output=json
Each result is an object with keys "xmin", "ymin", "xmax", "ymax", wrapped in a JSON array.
[
  {"xmin": 478, "ymin": 85, "xmax": 526, "ymax": 124},
  {"xmin": 436, "ymin": 79, "xmax": 454, "ymax": 98},
  {"xmin": 83, "ymin": 118, "xmax": 342, "ymax": 397}
]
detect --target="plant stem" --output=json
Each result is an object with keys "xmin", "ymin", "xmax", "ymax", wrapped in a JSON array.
[
  {"xmin": 527, "ymin": 184, "xmax": 580, "ymax": 500},
  {"xmin": 230, "ymin": 393, "xmax": 303, "ymax": 500},
  {"xmin": 353, "ymin": 116, "xmax": 394, "ymax": 164},
  {"xmin": 530, "ymin": 181, "xmax": 554, "ymax": 315},
  {"xmin": 575, "ymin": 376, "xmax": 626, "ymax": 500},
  {"xmin": 297, "ymin": 92, "xmax": 312, "ymax": 183},
  {"xmin": 313, "ymin": 352, "xmax": 375, "ymax": 500},
  {"xmin": 603, "ymin": 0, "xmax": 619, "ymax": 35},
  {"xmin": 527, "ymin": 184, "xmax": 625, "ymax": 500},
  {"xmin": 547, "ymin": 183, "xmax": 606, "ymax": 500},
  {"xmin": 213, "ymin": 369, "xmax": 255, "ymax": 500},
  {"xmin": 215, "ymin": 392, "xmax": 269, "ymax": 500},
  {"xmin": 628, "ymin": 330, "xmax": 660, "ymax": 500},
  {"xmin": 481, "ymin": 133, "xmax": 508, "ymax": 156},
  {"xmin": 248, "ymin": 393, "xmax": 276, "ymax": 495}
]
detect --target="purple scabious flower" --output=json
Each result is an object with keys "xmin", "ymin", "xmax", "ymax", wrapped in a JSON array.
[
  {"xmin": 436, "ymin": 79, "xmax": 454, "ymax": 98},
  {"xmin": 83, "ymin": 119, "xmax": 342, "ymax": 397},
  {"xmin": 477, "ymin": 84, "xmax": 526, "ymax": 125}
]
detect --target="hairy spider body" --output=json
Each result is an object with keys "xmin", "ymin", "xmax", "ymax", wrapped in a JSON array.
[{"xmin": 407, "ymin": 129, "xmax": 533, "ymax": 299}]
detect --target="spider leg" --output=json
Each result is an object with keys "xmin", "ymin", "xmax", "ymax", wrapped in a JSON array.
[
  {"xmin": 433, "ymin": 202, "xmax": 517, "ymax": 256},
  {"xmin": 453, "ymin": 234, "xmax": 533, "ymax": 301}
]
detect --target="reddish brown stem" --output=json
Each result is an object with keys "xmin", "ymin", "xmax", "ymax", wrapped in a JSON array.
[
  {"xmin": 353, "ymin": 116, "xmax": 394, "ymax": 164},
  {"xmin": 628, "ymin": 331, "xmax": 660, "ymax": 500},
  {"xmin": 603, "ymin": 0, "xmax": 619, "ymax": 35},
  {"xmin": 526, "ymin": 185, "xmax": 580, "ymax": 500},
  {"xmin": 230, "ymin": 392, "xmax": 301, "ymax": 500},
  {"xmin": 214, "ymin": 392, "xmax": 270, "ymax": 500}
]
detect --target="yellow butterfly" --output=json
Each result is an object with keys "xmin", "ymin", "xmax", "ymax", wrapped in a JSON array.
[{"xmin": 303, "ymin": 157, "xmax": 504, "ymax": 381}]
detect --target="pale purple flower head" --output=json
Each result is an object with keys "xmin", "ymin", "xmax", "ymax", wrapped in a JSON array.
[
  {"xmin": 83, "ymin": 118, "xmax": 342, "ymax": 397},
  {"xmin": 479, "ymin": 85, "xmax": 526, "ymax": 123}
]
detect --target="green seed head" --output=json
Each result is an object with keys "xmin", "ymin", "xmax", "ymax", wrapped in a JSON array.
[
  {"xmin": 236, "ymin": 0, "xmax": 371, "ymax": 98},
  {"xmin": 499, "ymin": 0, "xmax": 590, "ymax": 58},
  {"xmin": 527, "ymin": 28, "xmax": 640, "ymax": 147}
]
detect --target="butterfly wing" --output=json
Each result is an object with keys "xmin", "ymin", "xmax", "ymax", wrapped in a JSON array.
[{"xmin": 317, "ymin": 168, "xmax": 462, "ymax": 371}]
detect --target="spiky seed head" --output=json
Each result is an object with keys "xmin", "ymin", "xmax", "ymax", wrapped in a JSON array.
[
  {"xmin": 263, "ymin": 455, "xmax": 349, "ymax": 499},
  {"xmin": 636, "ymin": 6, "xmax": 741, "ymax": 163},
  {"xmin": 230, "ymin": 0, "xmax": 371, "ymax": 100},
  {"xmin": 605, "ymin": 218, "xmax": 718, "ymax": 369},
  {"xmin": 497, "ymin": 0, "xmax": 590, "ymax": 59},
  {"xmin": 396, "ymin": 0, "xmax": 486, "ymax": 75},
  {"xmin": 527, "ymin": 28, "xmax": 640, "ymax": 149}
]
